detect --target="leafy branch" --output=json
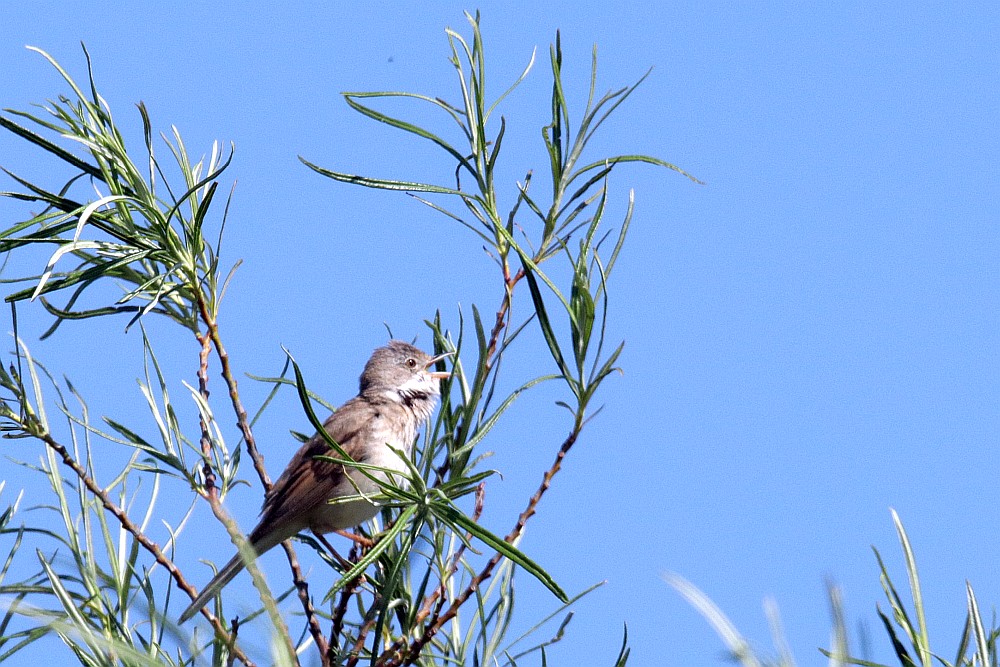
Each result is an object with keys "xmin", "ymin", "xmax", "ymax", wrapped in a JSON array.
[{"xmin": 0, "ymin": 12, "xmax": 697, "ymax": 667}]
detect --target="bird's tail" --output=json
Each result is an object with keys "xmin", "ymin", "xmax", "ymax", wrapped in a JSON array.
[
  {"xmin": 177, "ymin": 552, "xmax": 247, "ymax": 623},
  {"xmin": 177, "ymin": 525, "xmax": 293, "ymax": 624}
]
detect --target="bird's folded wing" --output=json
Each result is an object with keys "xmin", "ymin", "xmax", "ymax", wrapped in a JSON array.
[{"xmin": 253, "ymin": 399, "xmax": 375, "ymax": 538}]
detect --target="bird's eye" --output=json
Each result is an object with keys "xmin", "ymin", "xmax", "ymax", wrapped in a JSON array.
[{"xmin": 406, "ymin": 357, "xmax": 417, "ymax": 368}]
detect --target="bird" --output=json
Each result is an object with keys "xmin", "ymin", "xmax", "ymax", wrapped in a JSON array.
[{"xmin": 178, "ymin": 340, "xmax": 451, "ymax": 623}]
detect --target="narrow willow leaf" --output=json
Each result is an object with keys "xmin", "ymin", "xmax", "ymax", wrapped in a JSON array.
[
  {"xmin": 433, "ymin": 501, "xmax": 567, "ymax": 602},
  {"xmin": 613, "ymin": 624, "xmax": 631, "ymax": 667},
  {"xmin": 11, "ymin": 248, "xmax": 154, "ymax": 304},
  {"xmin": 518, "ymin": 257, "xmax": 572, "ymax": 380},
  {"xmin": 664, "ymin": 573, "xmax": 761, "ymax": 667},
  {"xmin": 300, "ymin": 157, "xmax": 466, "ymax": 195},
  {"xmin": 556, "ymin": 165, "xmax": 612, "ymax": 223},
  {"xmin": 0, "ymin": 114, "xmax": 103, "ymax": 180},
  {"xmin": 951, "ymin": 611, "xmax": 972, "ymax": 667},
  {"xmin": 589, "ymin": 341, "xmax": 624, "ymax": 389},
  {"xmin": 572, "ymin": 154, "xmax": 703, "ymax": 185},
  {"xmin": 342, "ymin": 93, "xmax": 476, "ymax": 177},
  {"xmin": 163, "ymin": 147, "xmax": 234, "ymax": 226},
  {"xmin": 486, "ymin": 47, "xmax": 536, "ymax": 120},
  {"xmin": 570, "ymin": 268, "xmax": 595, "ymax": 367},
  {"xmin": 435, "ymin": 470, "xmax": 497, "ymax": 505},
  {"xmin": 344, "ymin": 89, "xmax": 468, "ymax": 134},
  {"xmin": 965, "ymin": 582, "xmax": 988, "ymax": 666},
  {"xmin": 37, "ymin": 553, "xmax": 100, "ymax": 648},
  {"xmin": 604, "ymin": 189, "xmax": 634, "ymax": 281},
  {"xmin": 32, "ymin": 240, "xmax": 104, "ymax": 300},
  {"xmin": 871, "ymin": 546, "xmax": 914, "ymax": 643},
  {"xmin": 875, "ymin": 604, "xmax": 915, "ymax": 667},
  {"xmin": 504, "ymin": 580, "xmax": 605, "ymax": 657},
  {"xmin": 324, "ymin": 505, "xmax": 418, "ymax": 600},
  {"xmin": 890, "ymin": 509, "xmax": 930, "ymax": 667},
  {"xmin": 454, "ymin": 374, "xmax": 559, "ymax": 459},
  {"xmin": 408, "ymin": 192, "xmax": 493, "ymax": 245}
]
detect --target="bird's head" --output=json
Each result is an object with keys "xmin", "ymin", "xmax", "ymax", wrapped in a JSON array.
[{"xmin": 359, "ymin": 340, "xmax": 451, "ymax": 403}]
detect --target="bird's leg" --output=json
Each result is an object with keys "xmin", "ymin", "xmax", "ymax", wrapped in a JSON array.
[{"xmin": 335, "ymin": 528, "xmax": 375, "ymax": 549}]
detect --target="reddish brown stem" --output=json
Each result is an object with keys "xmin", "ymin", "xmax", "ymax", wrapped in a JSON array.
[
  {"xmin": 36, "ymin": 430, "xmax": 255, "ymax": 666},
  {"xmin": 382, "ymin": 429, "xmax": 580, "ymax": 667},
  {"xmin": 196, "ymin": 331, "xmax": 218, "ymax": 500},
  {"xmin": 328, "ymin": 541, "xmax": 365, "ymax": 662},
  {"xmin": 411, "ymin": 483, "xmax": 486, "ymax": 628},
  {"xmin": 345, "ymin": 617, "xmax": 380, "ymax": 667},
  {"xmin": 484, "ymin": 268, "xmax": 524, "ymax": 366},
  {"xmin": 193, "ymin": 294, "xmax": 328, "ymax": 662}
]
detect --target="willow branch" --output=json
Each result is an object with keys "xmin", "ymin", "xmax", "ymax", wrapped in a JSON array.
[
  {"xmin": 34, "ymin": 430, "xmax": 254, "ymax": 666},
  {"xmin": 193, "ymin": 293, "xmax": 328, "ymax": 661},
  {"xmin": 382, "ymin": 430, "xmax": 579, "ymax": 666}
]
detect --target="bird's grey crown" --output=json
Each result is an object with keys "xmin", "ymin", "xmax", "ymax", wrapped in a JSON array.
[{"xmin": 358, "ymin": 340, "xmax": 430, "ymax": 392}]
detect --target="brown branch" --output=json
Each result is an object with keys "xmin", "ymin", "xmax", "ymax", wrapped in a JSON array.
[
  {"xmin": 196, "ymin": 331, "xmax": 218, "ymax": 500},
  {"xmin": 381, "ymin": 431, "xmax": 579, "ymax": 667},
  {"xmin": 193, "ymin": 295, "xmax": 328, "ymax": 661},
  {"xmin": 328, "ymin": 540, "xmax": 365, "ymax": 662},
  {"xmin": 192, "ymin": 326, "xmax": 301, "ymax": 662},
  {"xmin": 434, "ymin": 264, "xmax": 524, "ymax": 484},
  {"xmin": 34, "ymin": 430, "xmax": 255, "ymax": 667},
  {"xmin": 485, "ymin": 267, "xmax": 524, "ymax": 365},
  {"xmin": 196, "ymin": 297, "xmax": 271, "ymax": 488},
  {"xmin": 345, "ymin": 617, "xmax": 380, "ymax": 667},
  {"xmin": 226, "ymin": 617, "xmax": 240, "ymax": 667}
]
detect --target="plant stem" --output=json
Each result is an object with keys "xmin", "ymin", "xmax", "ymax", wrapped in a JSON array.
[
  {"xmin": 382, "ymin": 429, "xmax": 580, "ymax": 666},
  {"xmin": 193, "ymin": 292, "xmax": 328, "ymax": 663},
  {"xmin": 35, "ymin": 430, "xmax": 255, "ymax": 666}
]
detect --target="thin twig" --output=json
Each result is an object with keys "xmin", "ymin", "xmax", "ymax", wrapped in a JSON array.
[
  {"xmin": 35, "ymin": 430, "xmax": 255, "ymax": 666},
  {"xmin": 485, "ymin": 267, "xmax": 524, "ymax": 367},
  {"xmin": 412, "ymin": 482, "xmax": 485, "ymax": 628},
  {"xmin": 382, "ymin": 430, "xmax": 579, "ymax": 666},
  {"xmin": 345, "ymin": 617, "xmax": 380, "ymax": 667},
  {"xmin": 194, "ymin": 294, "xmax": 328, "ymax": 661},
  {"xmin": 435, "ymin": 264, "xmax": 524, "ymax": 483},
  {"xmin": 196, "ymin": 331, "xmax": 218, "ymax": 500},
  {"xmin": 328, "ymin": 541, "xmax": 365, "ymax": 662},
  {"xmin": 226, "ymin": 617, "xmax": 241, "ymax": 667}
]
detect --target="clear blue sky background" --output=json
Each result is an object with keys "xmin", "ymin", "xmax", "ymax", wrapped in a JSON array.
[{"xmin": 1, "ymin": 3, "xmax": 997, "ymax": 666}]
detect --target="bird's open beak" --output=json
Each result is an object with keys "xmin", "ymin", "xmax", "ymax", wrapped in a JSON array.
[{"xmin": 425, "ymin": 351, "xmax": 453, "ymax": 380}]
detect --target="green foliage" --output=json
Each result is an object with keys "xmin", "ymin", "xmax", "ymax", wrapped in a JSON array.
[
  {"xmin": 0, "ymin": 47, "xmax": 232, "ymax": 338},
  {"xmin": 0, "ymin": 11, "xmax": 689, "ymax": 667}
]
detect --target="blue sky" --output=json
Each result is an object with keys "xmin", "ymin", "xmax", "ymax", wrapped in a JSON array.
[{"xmin": 1, "ymin": 2, "xmax": 998, "ymax": 666}]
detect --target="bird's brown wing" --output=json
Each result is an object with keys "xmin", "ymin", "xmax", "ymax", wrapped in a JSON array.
[{"xmin": 250, "ymin": 397, "xmax": 374, "ymax": 544}]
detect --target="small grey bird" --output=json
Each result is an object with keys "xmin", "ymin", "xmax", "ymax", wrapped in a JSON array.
[{"xmin": 179, "ymin": 340, "xmax": 450, "ymax": 623}]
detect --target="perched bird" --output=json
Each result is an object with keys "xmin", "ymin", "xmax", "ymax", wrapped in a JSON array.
[{"xmin": 179, "ymin": 340, "xmax": 450, "ymax": 623}]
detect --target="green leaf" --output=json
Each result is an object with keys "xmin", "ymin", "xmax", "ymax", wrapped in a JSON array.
[
  {"xmin": 342, "ymin": 92, "xmax": 477, "ymax": 177},
  {"xmin": 876, "ymin": 603, "xmax": 916, "ymax": 667},
  {"xmin": 453, "ymin": 374, "xmax": 560, "ymax": 460},
  {"xmin": 572, "ymin": 154, "xmax": 704, "ymax": 186},
  {"xmin": 324, "ymin": 505, "xmax": 419, "ymax": 600},
  {"xmin": 300, "ymin": 156, "xmax": 466, "ymax": 195},
  {"xmin": 518, "ymin": 256, "xmax": 572, "ymax": 381},
  {"xmin": 570, "ymin": 266, "xmax": 595, "ymax": 367},
  {"xmin": 7, "ymin": 248, "xmax": 154, "ymax": 304},
  {"xmin": 890, "ymin": 509, "xmax": 931, "ymax": 667},
  {"xmin": 965, "ymin": 582, "xmax": 988, "ymax": 667},
  {"xmin": 0, "ymin": 113, "xmax": 103, "ymax": 181},
  {"xmin": 432, "ymin": 501, "xmax": 567, "ymax": 602}
]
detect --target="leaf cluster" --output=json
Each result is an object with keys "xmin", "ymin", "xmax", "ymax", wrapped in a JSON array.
[{"xmin": 0, "ymin": 12, "xmax": 695, "ymax": 667}]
